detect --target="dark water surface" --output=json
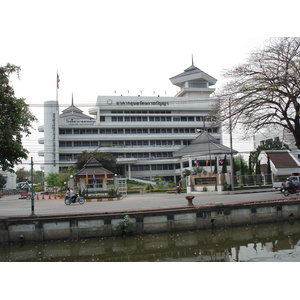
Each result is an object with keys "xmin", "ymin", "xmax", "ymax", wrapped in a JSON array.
[{"xmin": 1, "ymin": 221, "xmax": 300, "ymax": 262}]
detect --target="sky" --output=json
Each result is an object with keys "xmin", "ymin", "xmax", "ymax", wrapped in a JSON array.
[{"xmin": 2, "ymin": 0, "xmax": 300, "ymax": 170}]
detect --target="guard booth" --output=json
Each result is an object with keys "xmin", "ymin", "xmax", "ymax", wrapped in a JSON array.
[
  {"xmin": 187, "ymin": 170, "xmax": 226, "ymax": 193},
  {"xmin": 19, "ymin": 182, "xmax": 32, "ymax": 199}
]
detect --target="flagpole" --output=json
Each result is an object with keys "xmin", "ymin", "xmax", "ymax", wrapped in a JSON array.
[{"xmin": 56, "ymin": 70, "xmax": 60, "ymax": 103}]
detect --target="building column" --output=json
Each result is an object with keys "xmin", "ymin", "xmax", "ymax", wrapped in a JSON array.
[
  {"xmin": 188, "ymin": 157, "xmax": 193, "ymax": 170},
  {"xmin": 128, "ymin": 164, "xmax": 131, "ymax": 179}
]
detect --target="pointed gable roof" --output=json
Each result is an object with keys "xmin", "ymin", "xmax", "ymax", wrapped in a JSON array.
[
  {"xmin": 173, "ymin": 131, "xmax": 237, "ymax": 157},
  {"xmin": 75, "ymin": 157, "xmax": 114, "ymax": 177},
  {"xmin": 169, "ymin": 62, "xmax": 217, "ymax": 87},
  {"xmin": 60, "ymin": 94, "xmax": 95, "ymax": 120}
]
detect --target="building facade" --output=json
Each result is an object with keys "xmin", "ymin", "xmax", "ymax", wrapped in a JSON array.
[{"xmin": 38, "ymin": 63, "xmax": 223, "ymax": 182}]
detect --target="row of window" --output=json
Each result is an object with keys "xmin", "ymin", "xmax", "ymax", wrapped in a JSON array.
[
  {"xmin": 119, "ymin": 152, "xmax": 173, "ymax": 159},
  {"xmin": 59, "ymin": 139, "xmax": 194, "ymax": 148},
  {"xmin": 59, "ymin": 127, "xmax": 218, "ymax": 135},
  {"xmin": 111, "ymin": 110, "xmax": 172, "ymax": 114},
  {"xmin": 110, "ymin": 111, "xmax": 216, "ymax": 122},
  {"xmin": 110, "ymin": 116, "xmax": 215, "ymax": 122},
  {"xmin": 131, "ymin": 164, "xmax": 180, "ymax": 171},
  {"xmin": 59, "ymin": 152, "xmax": 174, "ymax": 161}
]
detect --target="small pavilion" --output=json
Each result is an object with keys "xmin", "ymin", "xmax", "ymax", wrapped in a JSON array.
[
  {"xmin": 74, "ymin": 157, "xmax": 115, "ymax": 194},
  {"xmin": 173, "ymin": 131, "xmax": 237, "ymax": 172},
  {"xmin": 173, "ymin": 131, "xmax": 238, "ymax": 192}
]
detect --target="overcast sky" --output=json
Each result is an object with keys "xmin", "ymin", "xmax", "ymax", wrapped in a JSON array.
[{"xmin": 2, "ymin": 0, "xmax": 299, "ymax": 170}]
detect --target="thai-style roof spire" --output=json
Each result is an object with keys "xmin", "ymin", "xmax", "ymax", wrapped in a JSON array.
[{"xmin": 59, "ymin": 93, "xmax": 95, "ymax": 120}]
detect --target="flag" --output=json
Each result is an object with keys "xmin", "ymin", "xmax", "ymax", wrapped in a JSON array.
[
  {"xmin": 194, "ymin": 158, "xmax": 198, "ymax": 166},
  {"xmin": 206, "ymin": 156, "xmax": 209, "ymax": 166},
  {"xmin": 218, "ymin": 155, "xmax": 223, "ymax": 165},
  {"xmin": 104, "ymin": 172, "xmax": 108, "ymax": 185},
  {"xmin": 92, "ymin": 171, "xmax": 96, "ymax": 184},
  {"xmin": 57, "ymin": 73, "xmax": 60, "ymax": 89},
  {"xmin": 85, "ymin": 172, "xmax": 88, "ymax": 185}
]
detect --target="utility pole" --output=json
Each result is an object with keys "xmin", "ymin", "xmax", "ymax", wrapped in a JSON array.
[
  {"xmin": 30, "ymin": 157, "xmax": 35, "ymax": 216},
  {"xmin": 229, "ymin": 100, "xmax": 235, "ymax": 191}
]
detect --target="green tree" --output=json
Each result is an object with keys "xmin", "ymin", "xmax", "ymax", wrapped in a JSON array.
[
  {"xmin": 0, "ymin": 175, "xmax": 6, "ymax": 188},
  {"xmin": 240, "ymin": 156, "xmax": 245, "ymax": 185},
  {"xmin": 16, "ymin": 167, "xmax": 30, "ymax": 183},
  {"xmin": 216, "ymin": 37, "xmax": 300, "ymax": 149},
  {"xmin": 233, "ymin": 155, "xmax": 248, "ymax": 174},
  {"xmin": 45, "ymin": 173, "xmax": 60, "ymax": 187},
  {"xmin": 221, "ymin": 155, "xmax": 227, "ymax": 173},
  {"xmin": 256, "ymin": 160, "xmax": 262, "ymax": 185},
  {"xmin": 214, "ymin": 156, "xmax": 218, "ymax": 173},
  {"xmin": 34, "ymin": 170, "xmax": 44, "ymax": 185},
  {"xmin": 248, "ymin": 154, "xmax": 254, "ymax": 185},
  {"xmin": 0, "ymin": 64, "xmax": 37, "ymax": 171}
]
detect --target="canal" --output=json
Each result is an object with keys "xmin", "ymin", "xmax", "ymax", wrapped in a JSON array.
[{"xmin": 1, "ymin": 220, "xmax": 300, "ymax": 262}]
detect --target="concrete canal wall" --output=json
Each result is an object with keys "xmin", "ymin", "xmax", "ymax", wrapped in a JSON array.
[{"xmin": 1, "ymin": 197, "xmax": 300, "ymax": 244}]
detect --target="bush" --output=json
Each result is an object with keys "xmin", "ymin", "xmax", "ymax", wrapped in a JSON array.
[{"xmin": 113, "ymin": 215, "xmax": 133, "ymax": 236}]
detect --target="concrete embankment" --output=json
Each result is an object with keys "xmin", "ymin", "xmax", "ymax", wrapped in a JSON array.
[{"xmin": 1, "ymin": 196, "xmax": 299, "ymax": 244}]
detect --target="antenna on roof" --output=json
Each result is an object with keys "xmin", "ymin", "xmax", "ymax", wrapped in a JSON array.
[
  {"xmin": 71, "ymin": 93, "xmax": 74, "ymax": 106},
  {"xmin": 192, "ymin": 54, "xmax": 194, "ymax": 66}
]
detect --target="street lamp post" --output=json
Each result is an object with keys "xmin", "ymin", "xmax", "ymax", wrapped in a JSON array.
[{"xmin": 30, "ymin": 157, "xmax": 35, "ymax": 216}]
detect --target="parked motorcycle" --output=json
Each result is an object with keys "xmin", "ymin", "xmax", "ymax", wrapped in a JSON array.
[
  {"xmin": 283, "ymin": 186, "xmax": 300, "ymax": 196},
  {"xmin": 64, "ymin": 194, "xmax": 85, "ymax": 205}
]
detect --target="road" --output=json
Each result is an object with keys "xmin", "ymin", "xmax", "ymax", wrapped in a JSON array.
[{"xmin": 0, "ymin": 189, "xmax": 287, "ymax": 218}]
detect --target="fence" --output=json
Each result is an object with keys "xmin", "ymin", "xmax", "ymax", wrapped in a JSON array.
[{"xmin": 233, "ymin": 174, "xmax": 272, "ymax": 187}]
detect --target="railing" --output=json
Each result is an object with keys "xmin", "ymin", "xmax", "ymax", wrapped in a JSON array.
[{"xmin": 233, "ymin": 174, "xmax": 272, "ymax": 187}]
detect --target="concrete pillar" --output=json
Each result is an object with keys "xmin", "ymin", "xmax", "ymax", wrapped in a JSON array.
[
  {"xmin": 188, "ymin": 157, "xmax": 193, "ymax": 170},
  {"xmin": 128, "ymin": 164, "xmax": 131, "ymax": 179}
]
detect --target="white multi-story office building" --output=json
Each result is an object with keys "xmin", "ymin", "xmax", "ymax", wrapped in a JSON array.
[{"xmin": 38, "ymin": 63, "xmax": 222, "ymax": 182}]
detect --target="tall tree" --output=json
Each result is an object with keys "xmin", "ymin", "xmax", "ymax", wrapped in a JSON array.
[
  {"xmin": 215, "ymin": 37, "xmax": 300, "ymax": 149},
  {"xmin": 15, "ymin": 167, "xmax": 30, "ymax": 182},
  {"xmin": 0, "ymin": 64, "xmax": 37, "ymax": 171},
  {"xmin": 221, "ymin": 155, "xmax": 227, "ymax": 173}
]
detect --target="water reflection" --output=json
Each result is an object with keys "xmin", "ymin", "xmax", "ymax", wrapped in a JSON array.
[{"xmin": 1, "ymin": 221, "xmax": 300, "ymax": 262}]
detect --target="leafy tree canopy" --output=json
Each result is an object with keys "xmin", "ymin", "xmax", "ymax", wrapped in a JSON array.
[
  {"xmin": 215, "ymin": 37, "xmax": 300, "ymax": 149},
  {"xmin": 0, "ymin": 175, "xmax": 6, "ymax": 188},
  {"xmin": 0, "ymin": 64, "xmax": 37, "ymax": 171},
  {"xmin": 44, "ymin": 172, "xmax": 60, "ymax": 187},
  {"xmin": 15, "ymin": 167, "xmax": 30, "ymax": 182}
]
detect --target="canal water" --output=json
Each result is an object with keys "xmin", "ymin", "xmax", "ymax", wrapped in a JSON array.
[{"xmin": 1, "ymin": 220, "xmax": 300, "ymax": 262}]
